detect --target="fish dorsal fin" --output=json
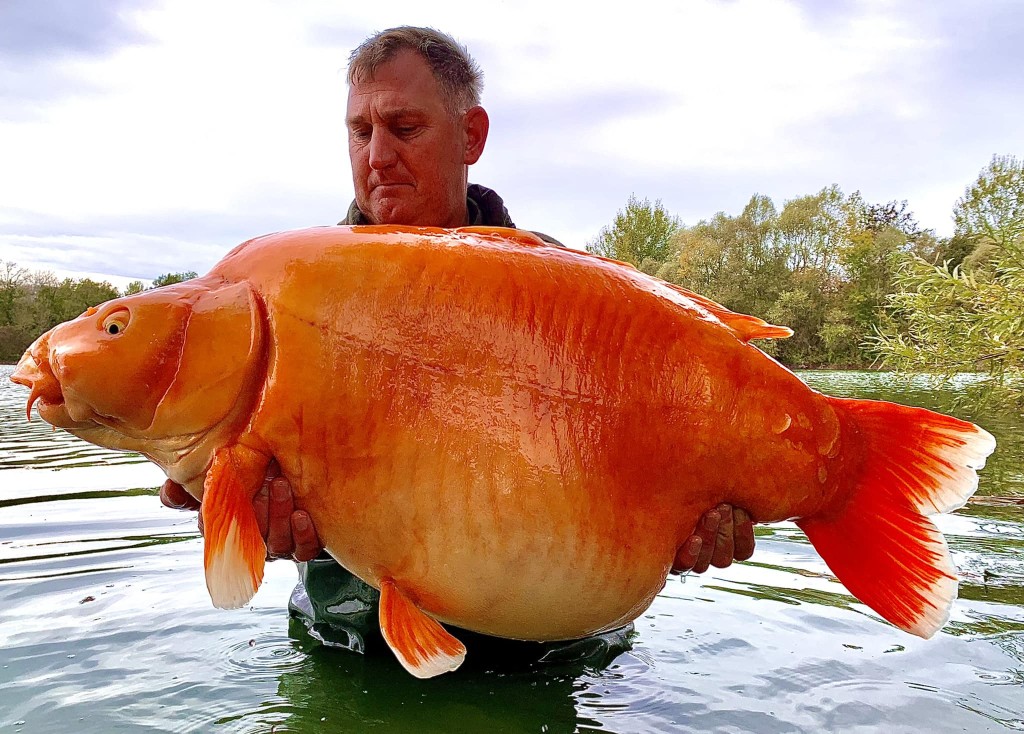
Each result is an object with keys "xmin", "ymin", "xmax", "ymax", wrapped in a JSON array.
[
  {"xmin": 379, "ymin": 579, "xmax": 466, "ymax": 678},
  {"xmin": 202, "ymin": 444, "xmax": 268, "ymax": 609},
  {"xmin": 456, "ymin": 226, "xmax": 548, "ymax": 247},
  {"xmin": 664, "ymin": 283, "xmax": 793, "ymax": 342},
  {"xmin": 456, "ymin": 227, "xmax": 791, "ymax": 342}
]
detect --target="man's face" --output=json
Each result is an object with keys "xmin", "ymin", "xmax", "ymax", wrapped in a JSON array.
[{"xmin": 346, "ymin": 49, "xmax": 487, "ymax": 228}]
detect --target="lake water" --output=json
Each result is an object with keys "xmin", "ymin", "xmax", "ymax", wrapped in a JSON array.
[{"xmin": 1, "ymin": 366, "xmax": 1021, "ymax": 733}]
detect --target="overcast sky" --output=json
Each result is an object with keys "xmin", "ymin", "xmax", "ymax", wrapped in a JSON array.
[{"xmin": 1, "ymin": 0, "xmax": 1021, "ymax": 289}]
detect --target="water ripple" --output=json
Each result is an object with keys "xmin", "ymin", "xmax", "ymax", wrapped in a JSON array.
[
  {"xmin": 221, "ymin": 635, "xmax": 309, "ymax": 682},
  {"xmin": 2, "ymin": 364, "xmax": 1024, "ymax": 733}
]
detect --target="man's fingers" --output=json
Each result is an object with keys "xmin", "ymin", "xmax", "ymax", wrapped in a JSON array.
[
  {"xmin": 159, "ymin": 479, "xmax": 201, "ymax": 511},
  {"xmin": 691, "ymin": 509, "xmax": 719, "ymax": 574},
  {"xmin": 265, "ymin": 477, "xmax": 295, "ymax": 559},
  {"xmin": 253, "ymin": 476, "xmax": 273, "ymax": 539},
  {"xmin": 733, "ymin": 507, "xmax": 756, "ymax": 561},
  {"xmin": 710, "ymin": 503, "xmax": 736, "ymax": 568},
  {"xmin": 673, "ymin": 505, "xmax": 756, "ymax": 576},
  {"xmin": 671, "ymin": 535, "xmax": 701, "ymax": 574},
  {"xmin": 291, "ymin": 511, "xmax": 322, "ymax": 562}
]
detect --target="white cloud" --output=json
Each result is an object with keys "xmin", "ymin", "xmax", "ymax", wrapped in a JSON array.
[{"xmin": 0, "ymin": 0, "xmax": 1020, "ymax": 283}]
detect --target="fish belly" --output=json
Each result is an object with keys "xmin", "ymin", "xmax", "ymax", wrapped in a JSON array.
[
  {"xmin": 249, "ymin": 233, "xmax": 842, "ymax": 640},
  {"xmin": 302, "ymin": 434, "xmax": 696, "ymax": 640}
]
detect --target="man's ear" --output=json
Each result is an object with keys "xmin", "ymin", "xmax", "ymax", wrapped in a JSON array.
[{"xmin": 463, "ymin": 105, "xmax": 489, "ymax": 165}]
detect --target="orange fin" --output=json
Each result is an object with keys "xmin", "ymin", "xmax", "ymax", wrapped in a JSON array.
[
  {"xmin": 456, "ymin": 226, "xmax": 548, "ymax": 248},
  {"xmin": 455, "ymin": 227, "xmax": 790, "ymax": 341},
  {"xmin": 799, "ymin": 398, "xmax": 996, "ymax": 638},
  {"xmin": 202, "ymin": 445, "xmax": 269, "ymax": 609},
  {"xmin": 664, "ymin": 283, "xmax": 793, "ymax": 341},
  {"xmin": 379, "ymin": 579, "xmax": 466, "ymax": 678}
]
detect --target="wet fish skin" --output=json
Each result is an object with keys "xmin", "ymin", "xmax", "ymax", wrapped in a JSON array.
[{"xmin": 11, "ymin": 225, "xmax": 996, "ymax": 678}]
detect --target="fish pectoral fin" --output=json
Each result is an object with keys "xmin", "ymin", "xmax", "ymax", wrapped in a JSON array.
[
  {"xmin": 201, "ymin": 444, "xmax": 268, "ymax": 609},
  {"xmin": 378, "ymin": 579, "xmax": 466, "ymax": 679}
]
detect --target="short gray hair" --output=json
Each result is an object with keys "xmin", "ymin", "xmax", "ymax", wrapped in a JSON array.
[{"xmin": 347, "ymin": 26, "xmax": 483, "ymax": 115}]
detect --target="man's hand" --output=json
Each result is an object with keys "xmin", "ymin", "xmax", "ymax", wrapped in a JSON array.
[
  {"xmin": 162, "ymin": 474, "xmax": 752, "ymax": 572},
  {"xmin": 671, "ymin": 504, "xmax": 755, "ymax": 574},
  {"xmin": 252, "ymin": 468, "xmax": 322, "ymax": 562},
  {"xmin": 159, "ymin": 477, "xmax": 202, "ymax": 512},
  {"xmin": 159, "ymin": 462, "xmax": 322, "ymax": 562}
]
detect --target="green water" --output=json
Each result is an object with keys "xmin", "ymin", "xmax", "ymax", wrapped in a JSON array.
[{"xmin": 1, "ymin": 367, "xmax": 1021, "ymax": 733}]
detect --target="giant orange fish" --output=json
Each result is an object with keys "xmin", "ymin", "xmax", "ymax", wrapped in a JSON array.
[{"xmin": 11, "ymin": 226, "xmax": 995, "ymax": 678}]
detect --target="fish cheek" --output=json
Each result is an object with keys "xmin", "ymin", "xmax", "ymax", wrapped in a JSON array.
[
  {"xmin": 52, "ymin": 302, "xmax": 190, "ymax": 430},
  {"xmin": 148, "ymin": 282, "xmax": 265, "ymax": 436}
]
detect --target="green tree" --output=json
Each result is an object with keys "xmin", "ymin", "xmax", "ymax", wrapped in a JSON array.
[
  {"xmin": 872, "ymin": 156, "xmax": 1024, "ymax": 412},
  {"xmin": 123, "ymin": 280, "xmax": 146, "ymax": 295},
  {"xmin": 953, "ymin": 154, "xmax": 1024, "ymax": 254},
  {"xmin": 848, "ymin": 193, "xmax": 922, "ymax": 239},
  {"xmin": 672, "ymin": 194, "xmax": 788, "ymax": 319},
  {"xmin": 0, "ymin": 266, "xmax": 122, "ymax": 362},
  {"xmin": 34, "ymin": 278, "xmax": 120, "ymax": 328},
  {"xmin": 0, "ymin": 262, "xmax": 33, "ymax": 362},
  {"xmin": 0, "ymin": 261, "xmax": 29, "ymax": 327},
  {"xmin": 770, "ymin": 186, "xmax": 851, "ymax": 366},
  {"xmin": 152, "ymin": 271, "xmax": 198, "ymax": 288},
  {"xmin": 839, "ymin": 226, "xmax": 910, "ymax": 335},
  {"xmin": 831, "ymin": 194, "xmax": 933, "ymax": 366},
  {"xmin": 870, "ymin": 250, "xmax": 1024, "ymax": 411},
  {"xmin": 587, "ymin": 195, "xmax": 680, "ymax": 268},
  {"xmin": 670, "ymin": 188, "xmax": 843, "ymax": 366},
  {"xmin": 777, "ymin": 184, "xmax": 848, "ymax": 274},
  {"xmin": 925, "ymin": 233, "xmax": 976, "ymax": 270},
  {"xmin": 673, "ymin": 221, "xmax": 733, "ymax": 298}
]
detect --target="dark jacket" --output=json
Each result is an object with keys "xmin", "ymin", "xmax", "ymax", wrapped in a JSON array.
[{"xmin": 339, "ymin": 183, "xmax": 563, "ymax": 247}]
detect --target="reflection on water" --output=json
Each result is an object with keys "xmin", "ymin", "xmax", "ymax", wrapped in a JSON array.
[{"xmin": 1, "ymin": 365, "xmax": 1022, "ymax": 733}]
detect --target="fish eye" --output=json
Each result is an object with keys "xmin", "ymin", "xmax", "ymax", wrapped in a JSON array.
[{"xmin": 101, "ymin": 308, "xmax": 130, "ymax": 336}]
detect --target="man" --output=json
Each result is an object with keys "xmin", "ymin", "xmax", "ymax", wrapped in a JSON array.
[{"xmin": 161, "ymin": 26, "xmax": 755, "ymax": 660}]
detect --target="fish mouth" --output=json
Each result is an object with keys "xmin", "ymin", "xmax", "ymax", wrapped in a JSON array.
[{"xmin": 11, "ymin": 347, "xmax": 80, "ymax": 428}]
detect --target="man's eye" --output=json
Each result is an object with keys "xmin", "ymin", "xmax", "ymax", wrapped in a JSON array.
[
  {"xmin": 396, "ymin": 126, "xmax": 419, "ymax": 137},
  {"xmin": 350, "ymin": 128, "xmax": 371, "ymax": 142}
]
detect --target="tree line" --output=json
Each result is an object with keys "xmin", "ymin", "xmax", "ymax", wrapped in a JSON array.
[
  {"xmin": 0, "ymin": 270, "xmax": 196, "ymax": 363},
  {"xmin": 2, "ymin": 155, "xmax": 1020, "ymax": 410},
  {"xmin": 588, "ymin": 154, "xmax": 1023, "ymax": 412}
]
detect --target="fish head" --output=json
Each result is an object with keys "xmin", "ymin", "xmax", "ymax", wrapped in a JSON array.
[{"xmin": 11, "ymin": 280, "xmax": 266, "ymax": 455}]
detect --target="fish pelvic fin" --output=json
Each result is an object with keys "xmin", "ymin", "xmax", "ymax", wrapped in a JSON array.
[
  {"xmin": 379, "ymin": 579, "xmax": 466, "ymax": 679},
  {"xmin": 202, "ymin": 444, "xmax": 269, "ymax": 609},
  {"xmin": 798, "ymin": 398, "xmax": 996, "ymax": 638}
]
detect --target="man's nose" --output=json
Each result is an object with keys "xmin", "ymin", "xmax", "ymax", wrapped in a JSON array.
[{"xmin": 368, "ymin": 129, "xmax": 398, "ymax": 170}]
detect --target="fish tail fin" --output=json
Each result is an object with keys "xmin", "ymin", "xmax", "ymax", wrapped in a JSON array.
[
  {"xmin": 202, "ymin": 446, "xmax": 268, "ymax": 609},
  {"xmin": 379, "ymin": 579, "xmax": 466, "ymax": 678},
  {"xmin": 797, "ymin": 398, "xmax": 995, "ymax": 638}
]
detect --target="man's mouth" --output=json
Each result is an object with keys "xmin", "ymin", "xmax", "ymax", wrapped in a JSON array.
[{"xmin": 371, "ymin": 182, "xmax": 413, "ymax": 192}]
